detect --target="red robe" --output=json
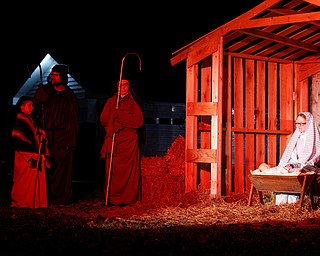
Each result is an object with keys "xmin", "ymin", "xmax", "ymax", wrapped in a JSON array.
[
  {"xmin": 11, "ymin": 112, "xmax": 50, "ymax": 208},
  {"xmin": 100, "ymin": 92, "xmax": 144, "ymax": 205}
]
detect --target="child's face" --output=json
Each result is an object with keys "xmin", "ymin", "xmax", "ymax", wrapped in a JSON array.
[{"xmin": 21, "ymin": 100, "xmax": 33, "ymax": 115}]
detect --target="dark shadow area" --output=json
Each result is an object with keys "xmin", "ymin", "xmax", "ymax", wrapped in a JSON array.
[{"xmin": 1, "ymin": 198, "xmax": 320, "ymax": 256}]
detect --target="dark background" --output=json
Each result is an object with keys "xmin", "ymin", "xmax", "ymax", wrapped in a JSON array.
[
  {"xmin": 1, "ymin": 1, "xmax": 262, "ymax": 104},
  {"xmin": 0, "ymin": 1, "xmax": 262, "ymax": 178}
]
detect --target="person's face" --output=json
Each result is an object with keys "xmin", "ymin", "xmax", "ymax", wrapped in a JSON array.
[
  {"xmin": 118, "ymin": 79, "xmax": 130, "ymax": 97},
  {"xmin": 20, "ymin": 100, "xmax": 33, "ymax": 115},
  {"xmin": 49, "ymin": 71, "xmax": 61, "ymax": 85},
  {"xmin": 296, "ymin": 115, "xmax": 307, "ymax": 133}
]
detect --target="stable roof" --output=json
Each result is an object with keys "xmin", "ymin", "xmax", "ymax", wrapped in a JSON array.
[{"xmin": 171, "ymin": 0, "xmax": 320, "ymax": 67}]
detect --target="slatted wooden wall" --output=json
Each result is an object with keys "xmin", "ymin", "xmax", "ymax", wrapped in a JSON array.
[{"xmin": 224, "ymin": 56, "xmax": 294, "ymax": 194}]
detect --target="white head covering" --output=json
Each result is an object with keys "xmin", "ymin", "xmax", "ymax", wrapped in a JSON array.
[{"xmin": 278, "ymin": 112, "xmax": 320, "ymax": 167}]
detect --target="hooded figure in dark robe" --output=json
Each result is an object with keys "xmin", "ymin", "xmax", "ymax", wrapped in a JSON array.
[{"xmin": 33, "ymin": 64, "xmax": 79, "ymax": 205}]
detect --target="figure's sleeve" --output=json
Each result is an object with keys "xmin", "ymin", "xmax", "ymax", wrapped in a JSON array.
[{"xmin": 99, "ymin": 97, "xmax": 118, "ymax": 136}]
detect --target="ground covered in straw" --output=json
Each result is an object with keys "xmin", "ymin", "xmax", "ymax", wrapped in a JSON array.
[
  {"xmin": 1, "ymin": 190, "xmax": 320, "ymax": 255},
  {"xmin": 1, "ymin": 136, "xmax": 320, "ymax": 255}
]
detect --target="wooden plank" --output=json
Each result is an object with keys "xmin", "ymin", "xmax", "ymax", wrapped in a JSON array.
[
  {"xmin": 240, "ymin": 12, "xmax": 320, "ymax": 30},
  {"xmin": 311, "ymin": 73, "xmax": 320, "ymax": 129},
  {"xmin": 245, "ymin": 59, "xmax": 255, "ymax": 192},
  {"xmin": 226, "ymin": 55, "xmax": 233, "ymax": 195},
  {"xmin": 300, "ymin": 79, "xmax": 309, "ymax": 112},
  {"xmin": 225, "ymin": 52, "xmax": 292, "ymax": 64},
  {"xmin": 186, "ymin": 102, "xmax": 217, "ymax": 116},
  {"xmin": 185, "ymin": 63, "xmax": 198, "ymax": 192},
  {"xmin": 239, "ymin": 28, "xmax": 320, "ymax": 53},
  {"xmin": 304, "ymin": 0, "xmax": 320, "ymax": 6},
  {"xmin": 279, "ymin": 63, "xmax": 294, "ymax": 157},
  {"xmin": 186, "ymin": 149, "xmax": 217, "ymax": 163},
  {"xmin": 256, "ymin": 61, "xmax": 266, "ymax": 167},
  {"xmin": 267, "ymin": 62, "xmax": 278, "ymax": 166},
  {"xmin": 231, "ymin": 128, "xmax": 291, "ymax": 135},
  {"xmin": 298, "ymin": 63, "xmax": 320, "ymax": 81},
  {"xmin": 233, "ymin": 57, "xmax": 245, "ymax": 193},
  {"xmin": 214, "ymin": 38, "xmax": 224, "ymax": 196},
  {"xmin": 199, "ymin": 58, "xmax": 211, "ymax": 191}
]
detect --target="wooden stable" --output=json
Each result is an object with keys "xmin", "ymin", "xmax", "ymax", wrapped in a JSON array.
[{"xmin": 170, "ymin": 0, "xmax": 320, "ymax": 196}]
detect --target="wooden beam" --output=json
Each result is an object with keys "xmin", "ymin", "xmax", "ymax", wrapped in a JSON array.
[
  {"xmin": 231, "ymin": 128, "xmax": 291, "ymax": 135},
  {"xmin": 186, "ymin": 102, "xmax": 218, "ymax": 116},
  {"xmin": 225, "ymin": 51, "xmax": 292, "ymax": 64},
  {"xmin": 304, "ymin": 0, "xmax": 320, "ymax": 6},
  {"xmin": 298, "ymin": 62, "xmax": 320, "ymax": 81},
  {"xmin": 186, "ymin": 149, "xmax": 217, "ymax": 163},
  {"xmin": 239, "ymin": 28, "xmax": 320, "ymax": 52},
  {"xmin": 239, "ymin": 12, "xmax": 320, "ymax": 29}
]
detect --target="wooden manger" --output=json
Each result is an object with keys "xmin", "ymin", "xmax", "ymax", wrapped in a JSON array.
[{"xmin": 248, "ymin": 172, "xmax": 316, "ymax": 209}]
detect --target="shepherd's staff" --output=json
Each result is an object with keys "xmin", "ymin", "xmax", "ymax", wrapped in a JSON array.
[
  {"xmin": 33, "ymin": 131, "xmax": 44, "ymax": 209},
  {"xmin": 33, "ymin": 64, "xmax": 45, "ymax": 209},
  {"xmin": 105, "ymin": 52, "xmax": 142, "ymax": 205},
  {"xmin": 38, "ymin": 64, "xmax": 47, "ymax": 130}
]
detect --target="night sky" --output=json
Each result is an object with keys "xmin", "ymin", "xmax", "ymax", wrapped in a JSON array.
[{"xmin": 2, "ymin": 1, "xmax": 262, "ymax": 104}]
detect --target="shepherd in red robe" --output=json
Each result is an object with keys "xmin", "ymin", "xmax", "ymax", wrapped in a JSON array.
[{"xmin": 100, "ymin": 79, "xmax": 144, "ymax": 206}]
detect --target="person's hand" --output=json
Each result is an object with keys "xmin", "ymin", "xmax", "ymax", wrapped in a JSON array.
[
  {"xmin": 111, "ymin": 109, "xmax": 120, "ymax": 121},
  {"xmin": 113, "ymin": 119, "xmax": 123, "ymax": 133},
  {"xmin": 40, "ymin": 129, "xmax": 46, "ymax": 138},
  {"xmin": 32, "ymin": 153, "xmax": 40, "ymax": 161},
  {"xmin": 284, "ymin": 164, "xmax": 294, "ymax": 171}
]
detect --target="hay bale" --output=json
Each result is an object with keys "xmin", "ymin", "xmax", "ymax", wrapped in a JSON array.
[{"xmin": 141, "ymin": 136, "xmax": 185, "ymax": 204}]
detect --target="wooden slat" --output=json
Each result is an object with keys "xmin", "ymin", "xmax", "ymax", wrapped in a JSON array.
[
  {"xmin": 233, "ymin": 57, "xmax": 245, "ymax": 193},
  {"xmin": 226, "ymin": 55, "xmax": 233, "ymax": 195},
  {"xmin": 186, "ymin": 102, "xmax": 217, "ymax": 116},
  {"xmin": 279, "ymin": 63, "xmax": 294, "ymax": 157},
  {"xmin": 186, "ymin": 149, "xmax": 217, "ymax": 163},
  {"xmin": 239, "ymin": 28, "xmax": 320, "ymax": 53},
  {"xmin": 245, "ymin": 59, "xmax": 255, "ymax": 192},
  {"xmin": 214, "ymin": 38, "xmax": 224, "ymax": 196},
  {"xmin": 267, "ymin": 62, "xmax": 278, "ymax": 166},
  {"xmin": 311, "ymin": 73, "xmax": 320, "ymax": 129},
  {"xmin": 298, "ymin": 63, "xmax": 320, "ymax": 81},
  {"xmin": 225, "ymin": 52, "xmax": 292, "ymax": 64},
  {"xmin": 185, "ymin": 63, "xmax": 198, "ymax": 192},
  {"xmin": 240, "ymin": 12, "xmax": 320, "ymax": 30},
  {"xmin": 199, "ymin": 59, "xmax": 211, "ymax": 191},
  {"xmin": 231, "ymin": 128, "xmax": 291, "ymax": 134},
  {"xmin": 256, "ymin": 61, "xmax": 266, "ymax": 167},
  {"xmin": 300, "ymin": 79, "xmax": 309, "ymax": 112}
]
